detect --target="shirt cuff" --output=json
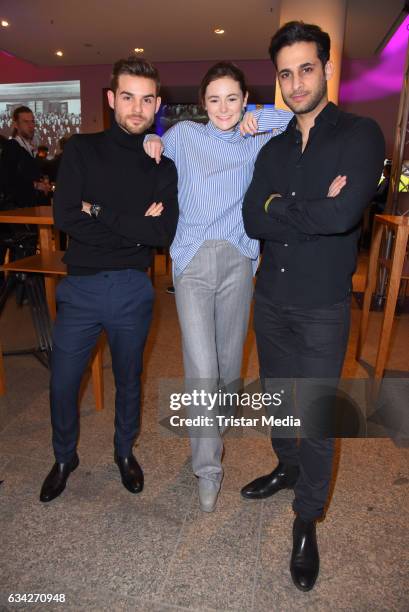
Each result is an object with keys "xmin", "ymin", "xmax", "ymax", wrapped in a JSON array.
[
  {"xmin": 264, "ymin": 193, "xmax": 282, "ymax": 214},
  {"xmin": 264, "ymin": 194, "xmax": 276, "ymax": 213},
  {"xmin": 143, "ymin": 133, "xmax": 158, "ymax": 143},
  {"xmin": 265, "ymin": 197, "xmax": 291, "ymax": 220}
]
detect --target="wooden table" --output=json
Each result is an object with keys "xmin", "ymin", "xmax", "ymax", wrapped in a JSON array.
[
  {"xmin": 0, "ymin": 209, "xmax": 104, "ymax": 409},
  {"xmin": 0, "ymin": 206, "xmax": 57, "ymax": 316},
  {"xmin": 3, "ymin": 251, "xmax": 67, "ymax": 275},
  {"xmin": 356, "ymin": 214, "xmax": 409, "ymax": 379},
  {"xmin": 0, "ymin": 205, "xmax": 54, "ymax": 247}
]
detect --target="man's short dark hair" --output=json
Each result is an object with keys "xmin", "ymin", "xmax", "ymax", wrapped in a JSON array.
[
  {"xmin": 110, "ymin": 58, "xmax": 160, "ymax": 94},
  {"xmin": 269, "ymin": 21, "xmax": 330, "ymax": 69},
  {"xmin": 13, "ymin": 106, "xmax": 33, "ymax": 122}
]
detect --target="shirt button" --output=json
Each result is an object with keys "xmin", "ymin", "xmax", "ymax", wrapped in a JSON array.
[
  {"xmin": 281, "ymin": 268, "xmax": 285, "ymax": 272},
  {"xmin": 284, "ymin": 243, "xmax": 288, "ymax": 247},
  {"xmin": 291, "ymin": 191, "xmax": 296, "ymax": 196}
]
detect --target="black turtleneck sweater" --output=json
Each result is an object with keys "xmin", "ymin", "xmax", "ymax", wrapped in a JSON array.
[{"xmin": 53, "ymin": 121, "xmax": 178, "ymax": 274}]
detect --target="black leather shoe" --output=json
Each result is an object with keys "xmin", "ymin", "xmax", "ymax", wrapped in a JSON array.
[
  {"xmin": 290, "ymin": 516, "xmax": 319, "ymax": 591},
  {"xmin": 240, "ymin": 462, "xmax": 300, "ymax": 499},
  {"xmin": 114, "ymin": 452, "xmax": 144, "ymax": 494},
  {"xmin": 39, "ymin": 453, "xmax": 79, "ymax": 503}
]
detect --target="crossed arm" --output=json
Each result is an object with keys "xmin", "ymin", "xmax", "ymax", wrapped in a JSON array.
[
  {"xmin": 54, "ymin": 136, "xmax": 178, "ymax": 248},
  {"xmin": 243, "ymin": 118, "xmax": 385, "ymax": 240}
]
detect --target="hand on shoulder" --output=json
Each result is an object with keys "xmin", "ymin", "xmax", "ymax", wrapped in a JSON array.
[{"xmin": 143, "ymin": 135, "xmax": 163, "ymax": 164}]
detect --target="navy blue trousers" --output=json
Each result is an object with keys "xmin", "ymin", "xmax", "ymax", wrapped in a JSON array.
[
  {"xmin": 50, "ymin": 269, "xmax": 154, "ymax": 463},
  {"xmin": 254, "ymin": 294, "xmax": 351, "ymax": 522}
]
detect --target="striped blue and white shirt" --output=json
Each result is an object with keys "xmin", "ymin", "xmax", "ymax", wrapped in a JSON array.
[{"xmin": 160, "ymin": 107, "xmax": 293, "ymax": 276}]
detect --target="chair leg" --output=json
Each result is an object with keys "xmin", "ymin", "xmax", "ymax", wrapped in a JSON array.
[
  {"xmin": 374, "ymin": 227, "xmax": 408, "ymax": 379},
  {"xmin": 25, "ymin": 274, "xmax": 53, "ymax": 367},
  {"xmin": 356, "ymin": 223, "xmax": 383, "ymax": 360},
  {"xmin": 0, "ymin": 341, "xmax": 6, "ymax": 396}
]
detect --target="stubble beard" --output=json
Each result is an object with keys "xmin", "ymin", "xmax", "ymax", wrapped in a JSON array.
[
  {"xmin": 19, "ymin": 129, "xmax": 34, "ymax": 141},
  {"xmin": 117, "ymin": 113, "xmax": 153, "ymax": 135},
  {"xmin": 283, "ymin": 78, "xmax": 328, "ymax": 116}
]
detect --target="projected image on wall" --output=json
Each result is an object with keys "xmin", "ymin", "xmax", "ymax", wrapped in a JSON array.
[{"xmin": 0, "ymin": 80, "xmax": 81, "ymax": 157}]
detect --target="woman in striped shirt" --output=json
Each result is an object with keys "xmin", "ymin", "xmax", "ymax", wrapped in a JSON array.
[{"xmin": 145, "ymin": 62, "xmax": 292, "ymax": 512}]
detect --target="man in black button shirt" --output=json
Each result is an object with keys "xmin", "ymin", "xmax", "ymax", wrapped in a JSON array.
[
  {"xmin": 242, "ymin": 22, "xmax": 384, "ymax": 591},
  {"xmin": 39, "ymin": 58, "xmax": 178, "ymax": 503}
]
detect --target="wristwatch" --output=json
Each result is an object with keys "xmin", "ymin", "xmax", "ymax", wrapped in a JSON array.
[{"xmin": 90, "ymin": 203, "xmax": 102, "ymax": 219}]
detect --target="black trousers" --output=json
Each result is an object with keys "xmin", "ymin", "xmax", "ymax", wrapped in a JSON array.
[
  {"xmin": 254, "ymin": 293, "xmax": 351, "ymax": 521},
  {"xmin": 50, "ymin": 269, "xmax": 154, "ymax": 463}
]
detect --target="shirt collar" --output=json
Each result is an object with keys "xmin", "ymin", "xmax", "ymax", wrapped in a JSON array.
[
  {"xmin": 287, "ymin": 101, "xmax": 340, "ymax": 137},
  {"xmin": 14, "ymin": 135, "xmax": 36, "ymax": 157},
  {"xmin": 315, "ymin": 102, "xmax": 340, "ymax": 126},
  {"xmin": 205, "ymin": 120, "xmax": 242, "ymax": 143},
  {"xmin": 107, "ymin": 120, "xmax": 146, "ymax": 150}
]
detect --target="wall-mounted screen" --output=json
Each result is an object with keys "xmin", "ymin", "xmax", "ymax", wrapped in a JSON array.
[{"xmin": 0, "ymin": 80, "xmax": 81, "ymax": 157}]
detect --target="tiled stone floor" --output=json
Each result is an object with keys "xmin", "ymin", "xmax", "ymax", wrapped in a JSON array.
[{"xmin": 0, "ymin": 268, "xmax": 408, "ymax": 611}]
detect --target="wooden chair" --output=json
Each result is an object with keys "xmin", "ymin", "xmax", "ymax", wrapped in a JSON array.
[
  {"xmin": 0, "ymin": 340, "xmax": 6, "ymax": 396},
  {"xmin": 356, "ymin": 214, "xmax": 409, "ymax": 379},
  {"xmin": 2, "ymin": 251, "xmax": 105, "ymax": 409}
]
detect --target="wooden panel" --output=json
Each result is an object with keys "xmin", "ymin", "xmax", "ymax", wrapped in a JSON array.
[
  {"xmin": 357, "ymin": 215, "xmax": 409, "ymax": 379},
  {"xmin": 1, "ymin": 251, "xmax": 66, "ymax": 275},
  {"xmin": 374, "ymin": 214, "xmax": 409, "ymax": 228},
  {"xmin": 0, "ymin": 340, "xmax": 6, "ymax": 396},
  {"xmin": 0, "ymin": 206, "xmax": 54, "ymax": 225}
]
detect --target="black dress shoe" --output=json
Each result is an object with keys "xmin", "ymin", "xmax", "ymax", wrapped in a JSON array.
[
  {"xmin": 39, "ymin": 454, "xmax": 79, "ymax": 503},
  {"xmin": 240, "ymin": 462, "xmax": 300, "ymax": 499},
  {"xmin": 290, "ymin": 516, "xmax": 319, "ymax": 591},
  {"xmin": 114, "ymin": 452, "xmax": 144, "ymax": 494}
]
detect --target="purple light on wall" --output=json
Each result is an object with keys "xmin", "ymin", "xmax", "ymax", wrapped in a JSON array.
[
  {"xmin": 339, "ymin": 15, "xmax": 409, "ymax": 103},
  {"xmin": 382, "ymin": 14, "xmax": 409, "ymax": 56}
]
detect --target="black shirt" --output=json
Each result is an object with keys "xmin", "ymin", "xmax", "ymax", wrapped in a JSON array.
[
  {"xmin": 243, "ymin": 102, "xmax": 385, "ymax": 307},
  {"xmin": 54, "ymin": 121, "xmax": 178, "ymax": 274},
  {"xmin": 1, "ymin": 139, "xmax": 42, "ymax": 207}
]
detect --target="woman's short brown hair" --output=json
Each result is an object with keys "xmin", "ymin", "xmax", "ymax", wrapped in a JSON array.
[{"xmin": 199, "ymin": 62, "xmax": 247, "ymax": 105}]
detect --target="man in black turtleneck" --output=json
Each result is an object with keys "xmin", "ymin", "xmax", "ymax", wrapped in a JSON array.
[{"xmin": 40, "ymin": 58, "xmax": 178, "ymax": 503}]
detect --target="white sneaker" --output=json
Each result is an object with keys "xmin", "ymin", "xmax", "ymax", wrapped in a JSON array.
[{"xmin": 198, "ymin": 479, "xmax": 220, "ymax": 513}]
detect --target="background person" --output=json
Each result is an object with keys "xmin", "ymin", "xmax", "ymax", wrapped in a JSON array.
[{"xmin": 1, "ymin": 106, "xmax": 52, "ymax": 207}]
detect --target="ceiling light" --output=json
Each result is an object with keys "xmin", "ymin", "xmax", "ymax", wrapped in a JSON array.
[
  {"xmin": 214, "ymin": 28, "xmax": 225, "ymax": 35},
  {"xmin": 134, "ymin": 48, "xmax": 144, "ymax": 53},
  {"xmin": 55, "ymin": 50, "xmax": 63, "ymax": 57},
  {"xmin": 1, "ymin": 20, "xmax": 10, "ymax": 27}
]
